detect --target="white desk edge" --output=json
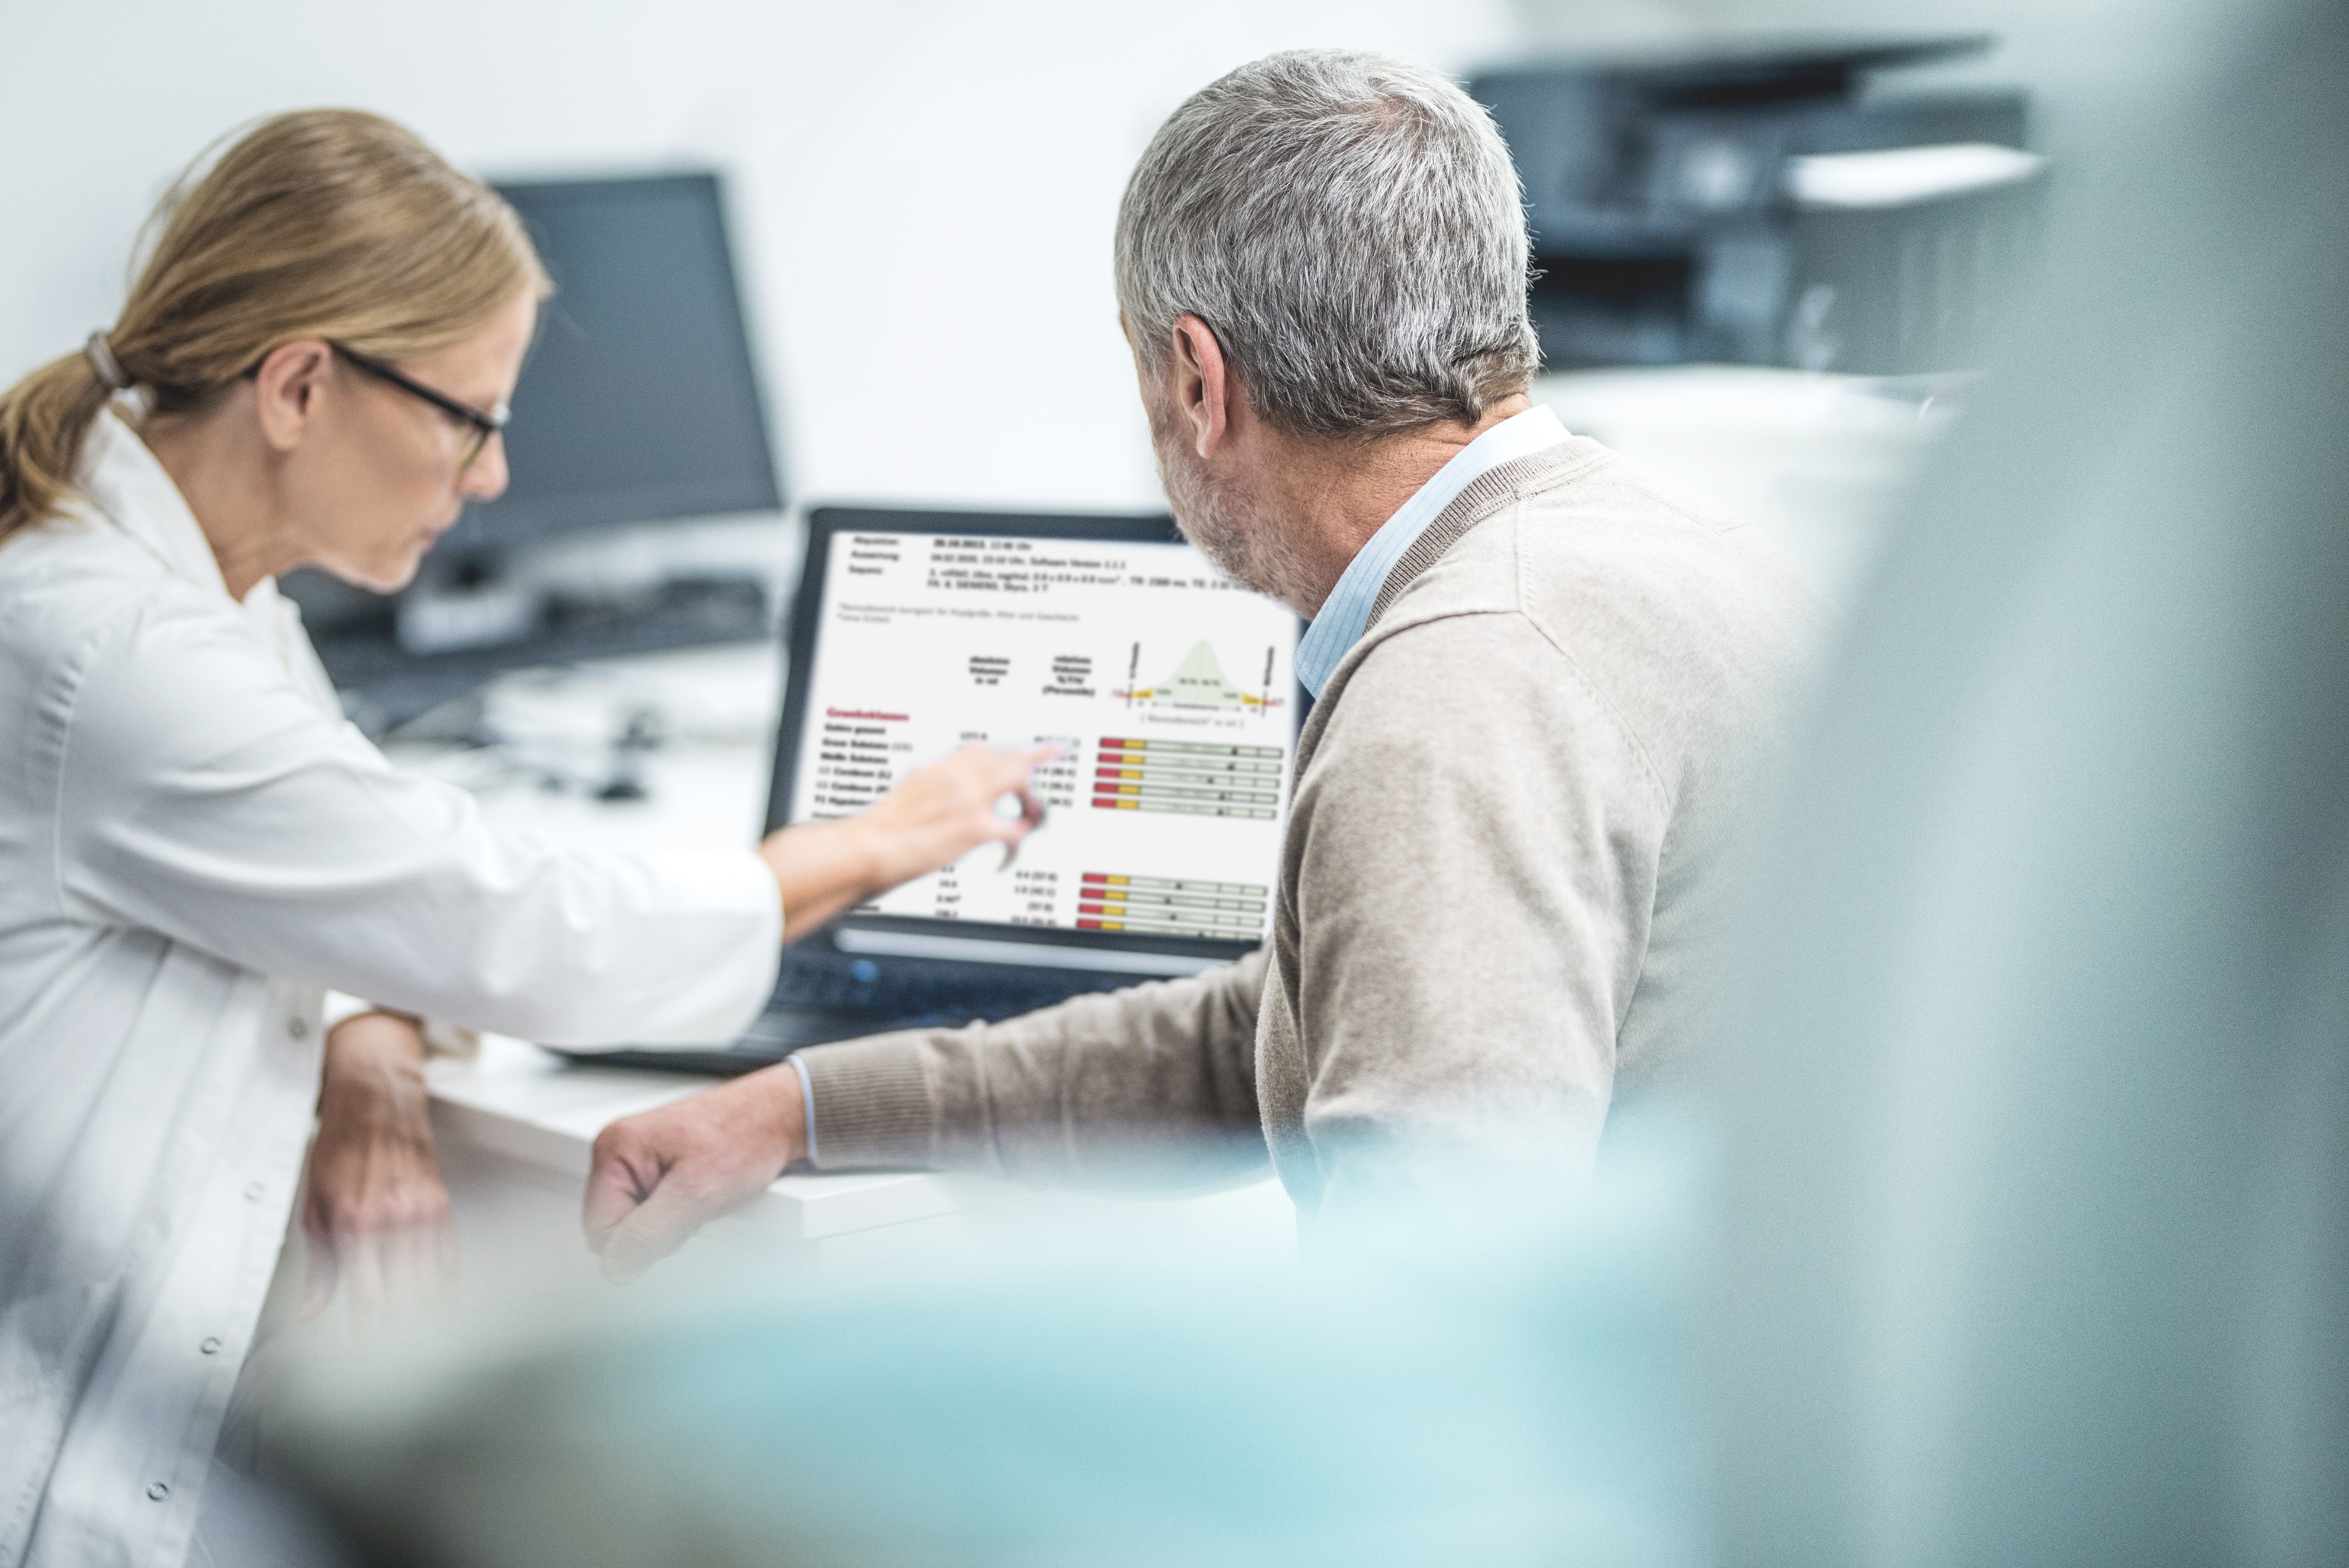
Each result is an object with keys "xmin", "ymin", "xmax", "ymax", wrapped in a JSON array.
[{"xmin": 426, "ymin": 1032, "xmax": 1020, "ymax": 1244}]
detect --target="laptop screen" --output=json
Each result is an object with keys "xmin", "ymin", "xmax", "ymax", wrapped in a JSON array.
[{"xmin": 771, "ymin": 509, "xmax": 1301, "ymax": 963}]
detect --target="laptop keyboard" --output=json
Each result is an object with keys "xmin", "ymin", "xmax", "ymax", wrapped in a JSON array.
[{"xmin": 761, "ymin": 947, "xmax": 1129, "ymax": 1031}]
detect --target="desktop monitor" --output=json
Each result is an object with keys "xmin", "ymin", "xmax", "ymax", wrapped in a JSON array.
[{"xmin": 452, "ymin": 171, "xmax": 781, "ymax": 551}]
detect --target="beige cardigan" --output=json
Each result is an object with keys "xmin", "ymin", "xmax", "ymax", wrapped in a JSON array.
[{"xmin": 795, "ymin": 437, "xmax": 1819, "ymax": 1229}]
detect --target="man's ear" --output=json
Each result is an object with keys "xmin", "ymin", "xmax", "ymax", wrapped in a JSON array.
[
  {"xmin": 250, "ymin": 339, "xmax": 334, "ymax": 455},
  {"xmin": 1168, "ymin": 315, "xmax": 1232, "ymax": 460}
]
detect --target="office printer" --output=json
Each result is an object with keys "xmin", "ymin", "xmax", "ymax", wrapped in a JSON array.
[{"xmin": 1473, "ymin": 35, "xmax": 2044, "ymax": 375}]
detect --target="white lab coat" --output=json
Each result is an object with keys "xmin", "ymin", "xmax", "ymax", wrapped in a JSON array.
[{"xmin": 0, "ymin": 410, "xmax": 782, "ymax": 1567}]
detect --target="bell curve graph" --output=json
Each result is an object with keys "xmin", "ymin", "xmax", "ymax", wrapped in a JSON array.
[{"xmin": 1113, "ymin": 639, "xmax": 1287, "ymax": 719}]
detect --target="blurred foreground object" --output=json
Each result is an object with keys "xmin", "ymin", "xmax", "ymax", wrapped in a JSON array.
[
  {"xmin": 1714, "ymin": 1, "xmax": 2349, "ymax": 1563},
  {"xmin": 1476, "ymin": 34, "xmax": 2044, "ymax": 374}
]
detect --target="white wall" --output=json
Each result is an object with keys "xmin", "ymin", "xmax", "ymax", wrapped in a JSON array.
[{"xmin": 0, "ymin": 0, "xmax": 1518, "ymax": 517}]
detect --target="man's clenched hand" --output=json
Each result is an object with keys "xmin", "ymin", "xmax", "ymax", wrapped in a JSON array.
[{"xmin": 583, "ymin": 1061, "xmax": 810, "ymax": 1282}]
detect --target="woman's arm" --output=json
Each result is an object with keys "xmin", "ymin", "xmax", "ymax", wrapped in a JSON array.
[{"xmin": 57, "ymin": 609, "xmax": 1059, "ymax": 1045}]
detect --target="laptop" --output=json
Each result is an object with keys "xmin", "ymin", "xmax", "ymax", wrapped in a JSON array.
[{"xmin": 567, "ymin": 504, "xmax": 1305, "ymax": 1075}]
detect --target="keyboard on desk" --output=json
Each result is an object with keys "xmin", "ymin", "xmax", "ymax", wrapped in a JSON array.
[{"xmin": 557, "ymin": 946, "xmax": 1135, "ymax": 1076}]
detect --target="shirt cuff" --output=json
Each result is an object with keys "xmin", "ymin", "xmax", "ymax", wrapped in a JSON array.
[{"xmin": 789, "ymin": 1053, "xmax": 819, "ymax": 1167}]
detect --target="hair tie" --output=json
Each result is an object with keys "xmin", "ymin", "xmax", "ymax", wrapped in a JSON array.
[{"xmin": 84, "ymin": 331, "xmax": 131, "ymax": 392}]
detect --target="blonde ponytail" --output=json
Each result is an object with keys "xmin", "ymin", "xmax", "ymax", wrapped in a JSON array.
[
  {"xmin": 0, "ymin": 109, "xmax": 549, "ymax": 542},
  {"xmin": 0, "ymin": 353, "xmax": 118, "ymax": 539}
]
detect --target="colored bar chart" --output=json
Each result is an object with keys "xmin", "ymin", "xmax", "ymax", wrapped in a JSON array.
[
  {"xmin": 1075, "ymin": 872, "xmax": 1269, "ymax": 938},
  {"xmin": 1090, "ymin": 736, "xmax": 1283, "ymax": 820}
]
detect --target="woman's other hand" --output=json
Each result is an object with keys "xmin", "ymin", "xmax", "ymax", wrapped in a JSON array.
[
  {"xmin": 302, "ymin": 1010, "xmax": 457, "ymax": 1321},
  {"xmin": 759, "ymin": 743, "xmax": 1060, "ymax": 935}
]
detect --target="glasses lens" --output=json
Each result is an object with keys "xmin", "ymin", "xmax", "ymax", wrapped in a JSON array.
[{"xmin": 459, "ymin": 424, "xmax": 492, "ymax": 472}]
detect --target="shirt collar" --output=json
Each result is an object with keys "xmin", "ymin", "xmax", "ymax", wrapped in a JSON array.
[
  {"xmin": 1292, "ymin": 404, "xmax": 1569, "ymax": 698},
  {"xmin": 71, "ymin": 405, "xmax": 236, "ymax": 601}
]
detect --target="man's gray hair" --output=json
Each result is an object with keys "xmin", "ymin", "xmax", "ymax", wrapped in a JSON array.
[{"xmin": 1116, "ymin": 49, "xmax": 1539, "ymax": 440}]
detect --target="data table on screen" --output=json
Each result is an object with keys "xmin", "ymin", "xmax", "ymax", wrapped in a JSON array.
[{"xmin": 790, "ymin": 531, "xmax": 1298, "ymax": 937}]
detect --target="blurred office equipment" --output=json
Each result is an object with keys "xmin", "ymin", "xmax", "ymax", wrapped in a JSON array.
[
  {"xmin": 1488, "ymin": 37, "xmax": 2043, "ymax": 616},
  {"xmin": 1474, "ymin": 35, "xmax": 2045, "ymax": 376},
  {"xmin": 285, "ymin": 172, "xmax": 784, "ymax": 735}
]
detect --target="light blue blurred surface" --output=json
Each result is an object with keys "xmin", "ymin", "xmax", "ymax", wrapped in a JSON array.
[{"xmin": 291, "ymin": 1114, "xmax": 1710, "ymax": 1566}]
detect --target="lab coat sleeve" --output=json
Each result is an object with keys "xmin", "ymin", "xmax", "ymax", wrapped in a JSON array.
[{"xmin": 51, "ymin": 596, "xmax": 781, "ymax": 1047}]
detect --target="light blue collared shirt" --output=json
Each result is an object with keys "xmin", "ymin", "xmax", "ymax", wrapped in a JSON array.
[{"xmin": 1292, "ymin": 404, "xmax": 1570, "ymax": 698}]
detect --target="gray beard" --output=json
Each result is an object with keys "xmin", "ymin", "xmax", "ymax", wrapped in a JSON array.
[{"xmin": 1146, "ymin": 392, "xmax": 1314, "ymax": 613}]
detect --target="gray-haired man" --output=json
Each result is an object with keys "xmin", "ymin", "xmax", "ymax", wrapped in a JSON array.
[{"xmin": 584, "ymin": 49, "xmax": 1817, "ymax": 1269}]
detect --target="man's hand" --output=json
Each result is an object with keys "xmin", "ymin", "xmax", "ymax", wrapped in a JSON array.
[
  {"xmin": 583, "ymin": 1061, "xmax": 809, "ymax": 1282},
  {"xmin": 303, "ymin": 1011, "xmax": 456, "ymax": 1320},
  {"xmin": 760, "ymin": 743, "xmax": 1059, "ymax": 934}
]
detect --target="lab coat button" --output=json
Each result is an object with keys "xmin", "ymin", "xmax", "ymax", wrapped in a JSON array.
[
  {"xmin": 287, "ymin": 1017, "xmax": 310, "ymax": 1041},
  {"xmin": 243, "ymin": 1182, "xmax": 265, "ymax": 1201},
  {"xmin": 146, "ymin": 1483, "xmax": 169, "ymax": 1502},
  {"xmin": 200, "ymin": 1337, "xmax": 221, "ymax": 1355}
]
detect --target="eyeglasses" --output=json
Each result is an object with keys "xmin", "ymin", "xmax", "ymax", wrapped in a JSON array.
[{"xmin": 329, "ymin": 342, "xmax": 510, "ymax": 471}]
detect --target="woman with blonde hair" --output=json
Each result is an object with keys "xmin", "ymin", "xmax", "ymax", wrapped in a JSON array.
[{"xmin": 0, "ymin": 110, "xmax": 1047, "ymax": 1567}]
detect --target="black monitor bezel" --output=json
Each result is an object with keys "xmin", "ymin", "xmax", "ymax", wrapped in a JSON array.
[{"xmin": 768, "ymin": 504, "xmax": 1306, "ymax": 963}]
